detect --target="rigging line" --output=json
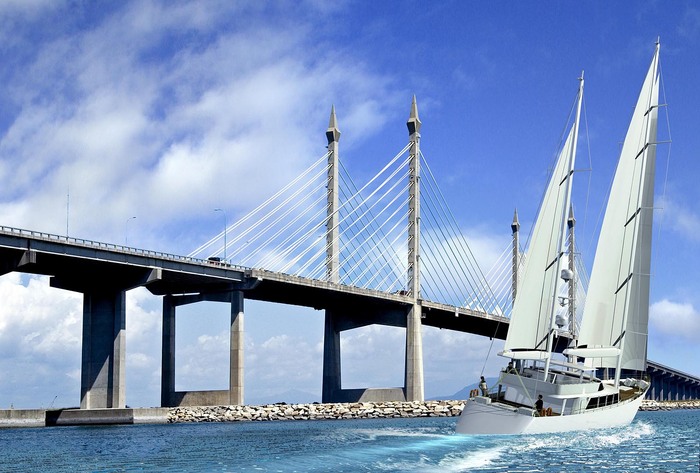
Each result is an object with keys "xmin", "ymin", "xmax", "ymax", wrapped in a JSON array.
[
  {"xmin": 252, "ymin": 175, "xmax": 336, "ymax": 270},
  {"xmin": 350, "ymin": 210, "xmax": 409, "ymax": 288},
  {"xmin": 360, "ymin": 216, "xmax": 408, "ymax": 288},
  {"xmin": 581, "ymin": 95, "xmax": 594, "ymax": 244},
  {"xmin": 362, "ymin": 222, "xmax": 410, "ymax": 290},
  {"xmin": 335, "ymin": 168, "xmax": 410, "ymax": 249},
  {"xmin": 338, "ymin": 164, "xmax": 406, "ymax": 282},
  {"xmin": 335, "ymin": 143, "xmax": 412, "ymax": 219},
  {"xmin": 354, "ymin": 215, "xmax": 408, "ymax": 289},
  {"xmin": 226, "ymin": 162, "xmax": 331, "ymax": 254},
  {"xmin": 335, "ymin": 170, "xmax": 410, "ymax": 277},
  {"xmin": 419, "ymin": 179, "xmax": 482, "ymax": 294},
  {"xmin": 236, "ymin": 174, "xmax": 330, "ymax": 264},
  {"xmin": 520, "ymin": 90, "xmax": 582, "ymax": 254},
  {"xmin": 420, "ymin": 184, "xmax": 495, "ymax": 308},
  {"xmin": 188, "ymin": 151, "xmax": 330, "ymax": 257},
  {"xmin": 485, "ymin": 258, "xmax": 513, "ymax": 304},
  {"xmin": 231, "ymin": 172, "xmax": 328, "ymax": 261},
  {"xmin": 338, "ymin": 158, "xmax": 405, "ymax": 226},
  {"xmin": 312, "ymin": 189, "xmax": 410, "ymax": 283},
  {"xmin": 338, "ymin": 155, "xmax": 411, "ymax": 228},
  {"xmin": 270, "ymin": 217, "xmax": 327, "ymax": 274},
  {"xmin": 373, "ymin": 261, "xmax": 408, "ymax": 294},
  {"xmin": 339, "ymin": 178, "xmax": 409, "ymax": 265},
  {"xmin": 656, "ymin": 66, "xmax": 673, "ymax": 254},
  {"xmin": 419, "ymin": 228, "xmax": 467, "ymax": 305},
  {"xmin": 238, "ymin": 179, "xmax": 329, "ymax": 267},
  {"xmin": 417, "ymin": 254, "xmax": 454, "ymax": 305},
  {"xmin": 420, "ymin": 274, "xmax": 450, "ymax": 305},
  {"xmin": 420, "ymin": 153, "xmax": 502, "ymax": 308},
  {"xmin": 220, "ymin": 174, "xmax": 329, "ymax": 265},
  {"xmin": 260, "ymin": 195, "xmax": 331, "ymax": 272},
  {"xmin": 341, "ymin": 168, "xmax": 404, "ymax": 284}
]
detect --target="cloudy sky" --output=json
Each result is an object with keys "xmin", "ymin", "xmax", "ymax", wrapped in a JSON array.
[{"xmin": 1, "ymin": 1, "xmax": 699, "ymax": 409}]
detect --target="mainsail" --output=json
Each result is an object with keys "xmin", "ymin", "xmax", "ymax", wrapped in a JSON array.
[
  {"xmin": 503, "ymin": 77, "xmax": 583, "ymax": 354},
  {"xmin": 576, "ymin": 43, "xmax": 660, "ymax": 372}
]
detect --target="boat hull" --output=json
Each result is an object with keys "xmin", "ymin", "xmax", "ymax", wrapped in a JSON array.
[{"xmin": 455, "ymin": 391, "xmax": 646, "ymax": 435}]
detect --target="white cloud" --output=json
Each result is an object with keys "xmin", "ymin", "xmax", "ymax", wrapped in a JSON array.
[
  {"xmin": 649, "ymin": 299, "xmax": 700, "ymax": 341},
  {"xmin": 0, "ymin": 1, "xmax": 400, "ymax": 254},
  {"xmin": 657, "ymin": 195, "xmax": 700, "ymax": 242}
]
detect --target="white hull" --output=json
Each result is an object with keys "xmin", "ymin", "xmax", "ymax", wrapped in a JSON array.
[{"xmin": 455, "ymin": 389, "xmax": 647, "ymax": 435}]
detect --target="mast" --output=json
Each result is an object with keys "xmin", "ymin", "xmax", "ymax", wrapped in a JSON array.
[
  {"xmin": 612, "ymin": 41, "xmax": 660, "ymax": 388},
  {"xmin": 511, "ymin": 209, "xmax": 520, "ymax": 307},
  {"xmin": 503, "ymin": 73, "xmax": 585, "ymax": 359},
  {"xmin": 567, "ymin": 205, "xmax": 576, "ymax": 344},
  {"xmin": 543, "ymin": 72, "xmax": 584, "ymax": 379}
]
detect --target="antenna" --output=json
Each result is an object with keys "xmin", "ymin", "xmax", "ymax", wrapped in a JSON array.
[{"xmin": 66, "ymin": 187, "xmax": 70, "ymax": 237}]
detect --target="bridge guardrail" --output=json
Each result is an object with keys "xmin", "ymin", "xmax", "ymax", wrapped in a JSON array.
[{"xmin": 0, "ymin": 225, "xmax": 250, "ymax": 272}]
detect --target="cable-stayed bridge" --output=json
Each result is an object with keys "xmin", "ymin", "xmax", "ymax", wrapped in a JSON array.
[{"xmin": 0, "ymin": 98, "xmax": 695, "ymax": 412}]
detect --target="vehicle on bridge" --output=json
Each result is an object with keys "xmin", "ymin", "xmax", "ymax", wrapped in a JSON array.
[{"xmin": 457, "ymin": 42, "xmax": 662, "ymax": 435}]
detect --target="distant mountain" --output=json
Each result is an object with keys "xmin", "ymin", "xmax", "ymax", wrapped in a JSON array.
[{"xmin": 248, "ymin": 389, "xmax": 319, "ymax": 406}]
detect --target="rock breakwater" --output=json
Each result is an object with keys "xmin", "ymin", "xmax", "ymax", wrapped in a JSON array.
[
  {"xmin": 640, "ymin": 399, "xmax": 700, "ymax": 411},
  {"xmin": 168, "ymin": 400, "xmax": 465, "ymax": 423}
]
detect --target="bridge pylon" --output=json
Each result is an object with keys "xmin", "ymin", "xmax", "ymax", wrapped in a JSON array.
[{"xmin": 321, "ymin": 98, "xmax": 425, "ymax": 403}]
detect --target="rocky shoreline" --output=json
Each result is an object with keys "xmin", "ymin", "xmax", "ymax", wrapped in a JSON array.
[
  {"xmin": 167, "ymin": 398, "xmax": 700, "ymax": 423},
  {"xmin": 168, "ymin": 400, "xmax": 464, "ymax": 423},
  {"xmin": 639, "ymin": 399, "xmax": 700, "ymax": 411}
]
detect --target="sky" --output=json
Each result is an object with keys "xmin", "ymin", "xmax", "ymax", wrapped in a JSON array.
[{"xmin": 0, "ymin": 0, "xmax": 699, "ymax": 409}]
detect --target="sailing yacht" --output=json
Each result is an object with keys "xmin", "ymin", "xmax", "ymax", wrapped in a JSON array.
[{"xmin": 456, "ymin": 42, "xmax": 661, "ymax": 435}]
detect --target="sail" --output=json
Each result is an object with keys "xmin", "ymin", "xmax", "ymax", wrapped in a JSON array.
[
  {"xmin": 504, "ymin": 83, "xmax": 582, "ymax": 352},
  {"xmin": 577, "ymin": 45, "xmax": 660, "ymax": 371}
]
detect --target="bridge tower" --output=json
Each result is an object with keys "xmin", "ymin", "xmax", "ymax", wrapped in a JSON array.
[
  {"xmin": 511, "ymin": 209, "xmax": 520, "ymax": 306},
  {"xmin": 326, "ymin": 105, "xmax": 341, "ymax": 284},
  {"xmin": 322, "ymin": 106, "xmax": 343, "ymax": 402},
  {"xmin": 405, "ymin": 96, "xmax": 424, "ymax": 401},
  {"xmin": 322, "ymin": 100, "xmax": 425, "ymax": 403}
]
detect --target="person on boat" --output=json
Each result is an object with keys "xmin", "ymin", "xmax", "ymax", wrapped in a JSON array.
[
  {"xmin": 506, "ymin": 362, "xmax": 516, "ymax": 374},
  {"xmin": 479, "ymin": 376, "xmax": 488, "ymax": 396},
  {"xmin": 535, "ymin": 395, "xmax": 544, "ymax": 416}
]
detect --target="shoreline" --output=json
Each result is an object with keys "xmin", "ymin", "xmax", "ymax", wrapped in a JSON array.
[
  {"xmin": 639, "ymin": 399, "xmax": 700, "ymax": 411},
  {"xmin": 1, "ymin": 399, "xmax": 698, "ymax": 428}
]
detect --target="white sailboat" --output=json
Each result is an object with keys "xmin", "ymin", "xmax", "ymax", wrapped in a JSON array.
[{"xmin": 456, "ymin": 42, "xmax": 661, "ymax": 435}]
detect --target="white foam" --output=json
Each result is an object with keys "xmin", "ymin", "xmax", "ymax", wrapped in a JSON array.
[{"xmin": 437, "ymin": 446, "xmax": 506, "ymax": 472}]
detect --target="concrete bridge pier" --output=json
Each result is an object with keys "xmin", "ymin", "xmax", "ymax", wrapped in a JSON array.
[
  {"xmin": 79, "ymin": 290, "xmax": 127, "ymax": 409},
  {"xmin": 321, "ymin": 305, "xmax": 424, "ymax": 403},
  {"xmin": 48, "ymin": 266, "xmax": 159, "ymax": 409},
  {"xmin": 161, "ymin": 290, "xmax": 244, "ymax": 407}
]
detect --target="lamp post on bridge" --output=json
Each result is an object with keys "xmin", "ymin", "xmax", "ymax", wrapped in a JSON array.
[
  {"xmin": 125, "ymin": 216, "xmax": 136, "ymax": 246},
  {"xmin": 214, "ymin": 208, "xmax": 228, "ymax": 261}
]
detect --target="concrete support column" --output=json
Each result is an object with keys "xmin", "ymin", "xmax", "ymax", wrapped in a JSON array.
[
  {"xmin": 405, "ymin": 303, "xmax": 424, "ymax": 401},
  {"xmin": 80, "ymin": 290, "xmax": 126, "ymax": 409},
  {"xmin": 326, "ymin": 106, "xmax": 341, "ymax": 284},
  {"xmin": 161, "ymin": 291, "xmax": 245, "ymax": 407},
  {"xmin": 229, "ymin": 291, "xmax": 244, "ymax": 405},
  {"xmin": 511, "ymin": 209, "xmax": 520, "ymax": 306},
  {"xmin": 405, "ymin": 96, "xmax": 424, "ymax": 402},
  {"xmin": 161, "ymin": 296, "xmax": 176, "ymax": 407},
  {"xmin": 321, "ymin": 310, "xmax": 341, "ymax": 403}
]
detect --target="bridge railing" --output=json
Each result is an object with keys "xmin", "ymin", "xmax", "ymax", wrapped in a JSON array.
[{"xmin": 0, "ymin": 225, "xmax": 251, "ymax": 272}]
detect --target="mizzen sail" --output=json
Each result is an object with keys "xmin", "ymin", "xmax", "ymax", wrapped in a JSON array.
[{"xmin": 577, "ymin": 44, "xmax": 660, "ymax": 371}]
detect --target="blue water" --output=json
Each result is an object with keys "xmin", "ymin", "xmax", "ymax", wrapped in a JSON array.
[{"xmin": 0, "ymin": 410, "xmax": 697, "ymax": 472}]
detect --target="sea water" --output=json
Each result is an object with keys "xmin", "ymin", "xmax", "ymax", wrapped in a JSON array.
[{"xmin": 0, "ymin": 410, "xmax": 697, "ymax": 472}]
